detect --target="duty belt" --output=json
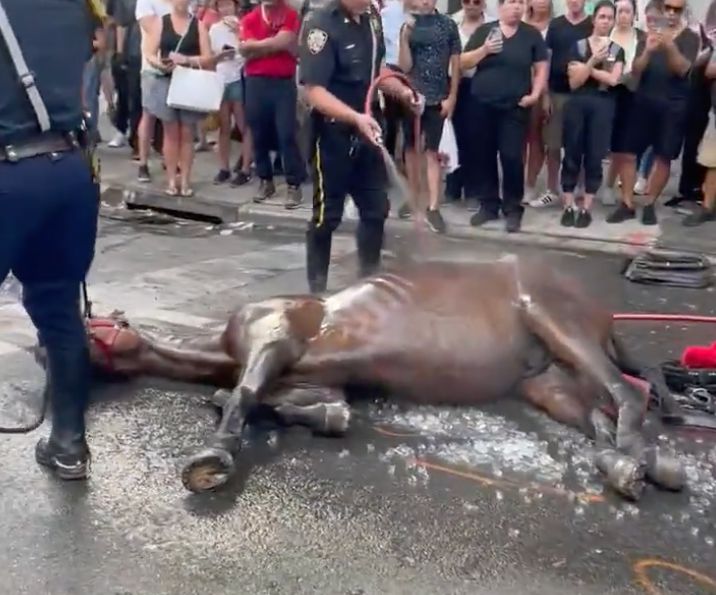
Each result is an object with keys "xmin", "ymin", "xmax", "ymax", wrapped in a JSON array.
[{"xmin": 0, "ymin": 132, "xmax": 78, "ymax": 163}]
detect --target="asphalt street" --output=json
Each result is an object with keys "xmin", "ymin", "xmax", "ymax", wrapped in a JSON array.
[{"xmin": 0, "ymin": 202, "xmax": 715, "ymax": 595}]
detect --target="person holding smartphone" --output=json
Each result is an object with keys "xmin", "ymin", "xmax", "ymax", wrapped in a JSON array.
[
  {"xmin": 460, "ymin": 0, "xmax": 548, "ymax": 233},
  {"xmin": 209, "ymin": 0, "xmax": 254, "ymax": 185},
  {"xmin": 606, "ymin": 0, "xmax": 699, "ymax": 226},
  {"xmin": 559, "ymin": 0, "xmax": 624, "ymax": 228}
]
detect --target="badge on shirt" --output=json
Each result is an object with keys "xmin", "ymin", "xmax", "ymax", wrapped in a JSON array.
[{"xmin": 306, "ymin": 28, "xmax": 328, "ymax": 54}]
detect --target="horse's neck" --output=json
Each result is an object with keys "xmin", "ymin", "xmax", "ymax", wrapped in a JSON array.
[{"xmin": 139, "ymin": 334, "xmax": 236, "ymax": 384}]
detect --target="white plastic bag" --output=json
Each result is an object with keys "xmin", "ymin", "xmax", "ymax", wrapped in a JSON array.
[
  {"xmin": 438, "ymin": 118, "xmax": 459, "ymax": 173},
  {"xmin": 167, "ymin": 66, "xmax": 224, "ymax": 113}
]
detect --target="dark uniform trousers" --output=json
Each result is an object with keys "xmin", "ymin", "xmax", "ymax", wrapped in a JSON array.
[
  {"xmin": 0, "ymin": 150, "xmax": 99, "ymax": 444},
  {"xmin": 306, "ymin": 116, "xmax": 389, "ymax": 293}
]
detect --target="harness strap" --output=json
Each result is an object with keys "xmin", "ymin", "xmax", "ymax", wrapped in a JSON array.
[{"xmin": 87, "ymin": 319, "xmax": 125, "ymax": 372}]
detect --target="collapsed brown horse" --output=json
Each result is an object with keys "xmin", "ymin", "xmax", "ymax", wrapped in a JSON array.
[{"xmin": 84, "ymin": 255, "xmax": 686, "ymax": 499}]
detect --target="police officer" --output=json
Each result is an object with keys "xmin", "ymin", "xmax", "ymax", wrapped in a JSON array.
[
  {"xmin": 0, "ymin": 0, "xmax": 102, "ymax": 480},
  {"xmin": 298, "ymin": 0, "xmax": 419, "ymax": 294}
]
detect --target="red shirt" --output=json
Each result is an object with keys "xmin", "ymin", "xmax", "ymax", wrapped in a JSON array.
[{"xmin": 240, "ymin": 3, "xmax": 300, "ymax": 78}]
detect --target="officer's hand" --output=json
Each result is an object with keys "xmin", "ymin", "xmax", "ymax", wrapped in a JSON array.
[{"xmin": 354, "ymin": 113, "xmax": 383, "ymax": 147}]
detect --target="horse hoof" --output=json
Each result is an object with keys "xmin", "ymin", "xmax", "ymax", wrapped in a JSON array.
[
  {"xmin": 318, "ymin": 402, "xmax": 351, "ymax": 437},
  {"xmin": 208, "ymin": 389, "xmax": 231, "ymax": 409},
  {"xmin": 595, "ymin": 450, "xmax": 646, "ymax": 501},
  {"xmin": 181, "ymin": 447, "xmax": 234, "ymax": 493},
  {"xmin": 644, "ymin": 447, "xmax": 686, "ymax": 491}
]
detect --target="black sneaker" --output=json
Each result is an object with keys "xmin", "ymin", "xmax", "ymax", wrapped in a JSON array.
[
  {"xmin": 426, "ymin": 208, "xmax": 446, "ymax": 233},
  {"xmin": 285, "ymin": 185, "xmax": 303, "ymax": 210},
  {"xmin": 230, "ymin": 171, "xmax": 251, "ymax": 187},
  {"xmin": 642, "ymin": 204, "xmax": 658, "ymax": 225},
  {"xmin": 606, "ymin": 202, "xmax": 636, "ymax": 224},
  {"xmin": 504, "ymin": 211, "xmax": 522, "ymax": 233},
  {"xmin": 137, "ymin": 164, "xmax": 150, "ymax": 183},
  {"xmin": 35, "ymin": 438, "xmax": 91, "ymax": 481},
  {"xmin": 253, "ymin": 179, "xmax": 276, "ymax": 203},
  {"xmin": 575, "ymin": 208, "xmax": 592, "ymax": 228},
  {"xmin": 682, "ymin": 204, "xmax": 716, "ymax": 227},
  {"xmin": 214, "ymin": 169, "xmax": 231, "ymax": 184},
  {"xmin": 469, "ymin": 209, "xmax": 499, "ymax": 227},
  {"xmin": 398, "ymin": 202, "xmax": 412, "ymax": 219},
  {"xmin": 560, "ymin": 206, "xmax": 576, "ymax": 227}
]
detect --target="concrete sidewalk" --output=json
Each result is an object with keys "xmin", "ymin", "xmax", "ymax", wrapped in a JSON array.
[{"xmin": 97, "ymin": 138, "xmax": 716, "ymax": 258}]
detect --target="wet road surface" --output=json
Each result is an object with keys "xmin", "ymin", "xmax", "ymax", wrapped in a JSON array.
[{"xmin": 0, "ymin": 207, "xmax": 715, "ymax": 595}]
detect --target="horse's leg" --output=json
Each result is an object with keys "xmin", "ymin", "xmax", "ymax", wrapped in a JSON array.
[
  {"xmin": 181, "ymin": 314, "xmax": 305, "ymax": 493},
  {"xmin": 209, "ymin": 385, "xmax": 350, "ymax": 436},
  {"xmin": 265, "ymin": 385, "xmax": 351, "ymax": 436},
  {"xmin": 521, "ymin": 365, "xmax": 647, "ymax": 499},
  {"xmin": 520, "ymin": 304, "xmax": 647, "ymax": 456}
]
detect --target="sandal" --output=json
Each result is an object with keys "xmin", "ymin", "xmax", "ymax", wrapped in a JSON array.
[
  {"xmin": 179, "ymin": 187, "xmax": 194, "ymax": 197},
  {"xmin": 164, "ymin": 187, "xmax": 178, "ymax": 196}
]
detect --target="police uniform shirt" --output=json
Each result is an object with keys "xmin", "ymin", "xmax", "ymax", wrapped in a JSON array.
[
  {"xmin": 299, "ymin": 0, "xmax": 386, "ymax": 114},
  {"xmin": 0, "ymin": 0, "xmax": 95, "ymax": 144}
]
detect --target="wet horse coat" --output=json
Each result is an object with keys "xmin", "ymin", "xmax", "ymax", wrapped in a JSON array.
[{"xmin": 86, "ymin": 256, "xmax": 686, "ymax": 498}]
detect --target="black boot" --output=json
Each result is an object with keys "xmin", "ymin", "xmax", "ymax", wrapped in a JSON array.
[
  {"xmin": 306, "ymin": 227, "xmax": 332, "ymax": 294},
  {"xmin": 356, "ymin": 220, "xmax": 385, "ymax": 278},
  {"xmin": 35, "ymin": 345, "xmax": 91, "ymax": 480}
]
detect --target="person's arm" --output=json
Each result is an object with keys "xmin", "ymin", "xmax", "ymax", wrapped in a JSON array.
[
  {"xmin": 522, "ymin": 31, "xmax": 548, "ymax": 103},
  {"xmin": 589, "ymin": 59, "xmax": 624, "ymax": 86},
  {"xmin": 440, "ymin": 22, "xmax": 461, "ymax": 117},
  {"xmin": 460, "ymin": 26, "xmax": 496, "ymax": 71},
  {"xmin": 664, "ymin": 28, "xmax": 698, "ymax": 76},
  {"xmin": 631, "ymin": 32, "xmax": 657, "ymax": 77},
  {"xmin": 299, "ymin": 19, "xmax": 382, "ymax": 142},
  {"xmin": 398, "ymin": 20, "xmax": 413, "ymax": 73},
  {"xmin": 565, "ymin": 40, "xmax": 592, "ymax": 89},
  {"xmin": 143, "ymin": 17, "xmax": 169, "ymax": 71},
  {"xmin": 240, "ymin": 9, "xmax": 300, "ymax": 57}
]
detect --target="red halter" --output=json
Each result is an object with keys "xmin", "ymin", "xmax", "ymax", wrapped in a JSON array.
[{"xmin": 87, "ymin": 317, "xmax": 127, "ymax": 372}]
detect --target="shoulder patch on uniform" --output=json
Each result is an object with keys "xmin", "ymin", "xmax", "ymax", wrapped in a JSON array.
[{"xmin": 306, "ymin": 28, "xmax": 328, "ymax": 54}]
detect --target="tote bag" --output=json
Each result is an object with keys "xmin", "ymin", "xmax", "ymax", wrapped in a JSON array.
[
  {"xmin": 166, "ymin": 17, "xmax": 224, "ymax": 113},
  {"xmin": 167, "ymin": 65, "xmax": 224, "ymax": 112}
]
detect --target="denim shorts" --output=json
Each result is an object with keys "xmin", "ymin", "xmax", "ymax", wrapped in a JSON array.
[{"xmin": 223, "ymin": 79, "xmax": 244, "ymax": 103}]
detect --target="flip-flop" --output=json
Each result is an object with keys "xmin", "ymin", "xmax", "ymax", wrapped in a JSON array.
[
  {"xmin": 180, "ymin": 187, "xmax": 194, "ymax": 197},
  {"xmin": 164, "ymin": 187, "xmax": 178, "ymax": 196}
]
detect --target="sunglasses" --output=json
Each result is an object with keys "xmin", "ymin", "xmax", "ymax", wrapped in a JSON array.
[
  {"xmin": 462, "ymin": 0, "xmax": 483, "ymax": 5},
  {"xmin": 663, "ymin": 3, "xmax": 684, "ymax": 12}
]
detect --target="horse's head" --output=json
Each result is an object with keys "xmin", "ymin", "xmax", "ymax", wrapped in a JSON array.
[{"xmin": 84, "ymin": 312, "xmax": 144, "ymax": 380}]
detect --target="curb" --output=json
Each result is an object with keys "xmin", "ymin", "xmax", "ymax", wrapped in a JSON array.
[{"xmin": 102, "ymin": 183, "xmax": 716, "ymax": 262}]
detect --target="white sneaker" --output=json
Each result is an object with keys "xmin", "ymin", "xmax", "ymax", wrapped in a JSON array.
[
  {"xmin": 528, "ymin": 190, "xmax": 558, "ymax": 208},
  {"xmin": 634, "ymin": 177, "xmax": 647, "ymax": 195},
  {"xmin": 522, "ymin": 187, "xmax": 537, "ymax": 206},
  {"xmin": 107, "ymin": 132, "xmax": 126, "ymax": 148}
]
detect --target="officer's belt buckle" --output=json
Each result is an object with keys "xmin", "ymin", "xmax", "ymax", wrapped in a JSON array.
[{"xmin": 1, "ymin": 144, "xmax": 19, "ymax": 162}]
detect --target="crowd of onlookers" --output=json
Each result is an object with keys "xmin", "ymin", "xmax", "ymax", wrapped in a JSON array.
[{"xmin": 85, "ymin": 0, "xmax": 716, "ymax": 235}]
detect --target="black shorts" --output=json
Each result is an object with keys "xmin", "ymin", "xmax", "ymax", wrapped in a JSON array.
[
  {"xmin": 403, "ymin": 104, "xmax": 445, "ymax": 152},
  {"xmin": 610, "ymin": 85, "xmax": 634, "ymax": 154},
  {"xmin": 623, "ymin": 94, "xmax": 688, "ymax": 161}
]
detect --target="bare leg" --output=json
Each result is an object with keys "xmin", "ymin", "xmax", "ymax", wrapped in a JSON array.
[
  {"xmin": 644, "ymin": 157, "xmax": 670, "ymax": 205},
  {"xmin": 231, "ymin": 102, "xmax": 253, "ymax": 175},
  {"xmin": 217, "ymin": 101, "xmax": 232, "ymax": 171},
  {"xmin": 619, "ymin": 154, "xmax": 637, "ymax": 209},
  {"xmin": 179, "ymin": 122, "xmax": 195, "ymax": 193},
  {"xmin": 425, "ymin": 150, "xmax": 441, "ymax": 211},
  {"xmin": 162, "ymin": 121, "xmax": 180, "ymax": 193}
]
